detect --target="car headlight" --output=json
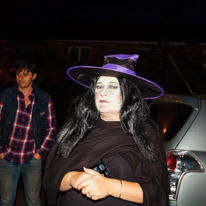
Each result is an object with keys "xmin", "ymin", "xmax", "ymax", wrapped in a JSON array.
[{"xmin": 166, "ymin": 150, "xmax": 204, "ymax": 201}]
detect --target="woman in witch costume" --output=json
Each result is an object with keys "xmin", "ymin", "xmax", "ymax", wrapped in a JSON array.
[{"xmin": 44, "ymin": 54, "xmax": 169, "ymax": 206}]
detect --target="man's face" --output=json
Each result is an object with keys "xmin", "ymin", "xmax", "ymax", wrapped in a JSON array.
[
  {"xmin": 16, "ymin": 68, "xmax": 36, "ymax": 90},
  {"xmin": 95, "ymin": 76, "xmax": 122, "ymax": 115}
]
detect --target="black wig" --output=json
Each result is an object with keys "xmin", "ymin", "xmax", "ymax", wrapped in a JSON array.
[{"xmin": 57, "ymin": 76, "xmax": 161, "ymax": 162}]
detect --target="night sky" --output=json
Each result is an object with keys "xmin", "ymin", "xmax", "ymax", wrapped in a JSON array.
[{"xmin": 1, "ymin": 0, "xmax": 206, "ymax": 41}]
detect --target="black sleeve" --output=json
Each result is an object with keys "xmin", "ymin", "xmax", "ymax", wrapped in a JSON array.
[
  {"xmin": 43, "ymin": 142, "xmax": 69, "ymax": 206},
  {"xmin": 121, "ymin": 140, "xmax": 169, "ymax": 206}
]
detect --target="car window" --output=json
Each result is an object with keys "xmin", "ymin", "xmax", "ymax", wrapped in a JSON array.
[{"xmin": 149, "ymin": 101, "xmax": 193, "ymax": 142}]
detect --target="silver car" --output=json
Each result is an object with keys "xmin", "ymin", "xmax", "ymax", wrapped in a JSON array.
[{"xmin": 150, "ymin": 94, "xmax": 206, "ymax": 206}]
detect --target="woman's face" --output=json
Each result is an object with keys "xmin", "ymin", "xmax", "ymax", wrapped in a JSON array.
[{"xmin": 95, "ymin": 76, "xmax": 122, "ymax": 120}]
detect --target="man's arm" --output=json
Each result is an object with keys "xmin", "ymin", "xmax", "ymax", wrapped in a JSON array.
[{"xmin": 36, "ymin": 98, "xmax": 57, "ymax": 158}]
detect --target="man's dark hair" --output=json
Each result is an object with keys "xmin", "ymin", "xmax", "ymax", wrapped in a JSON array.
[{"xmin": 16, "ymin": 60, "xmax": 37, "ymax": 74}]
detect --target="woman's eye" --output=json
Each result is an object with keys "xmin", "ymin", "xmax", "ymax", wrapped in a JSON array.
[
  {"xmin": 109, "ymin": 85, "xmax": 118, "ymax": 89},
  {"xmin": 96, "ymin": 85, "xmax": 103, "ymax": 89}
]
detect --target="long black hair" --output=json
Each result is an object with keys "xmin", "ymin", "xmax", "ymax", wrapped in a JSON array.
[
  {"xmin": 119, "ymin": 78, "xmax": 160, "ymax": 161},
  {"xmin": 57, "ymin": 78, "xmax": 99, "ymax": 158},
  {"xmin": 57, "ymin": 76, "xmax": 161, "ymax": 162}
]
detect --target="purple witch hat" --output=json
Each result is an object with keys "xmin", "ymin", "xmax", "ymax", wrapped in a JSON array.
[{"xmin": 67, "ymin": 54, "xmax": 164, "ymax": 99}]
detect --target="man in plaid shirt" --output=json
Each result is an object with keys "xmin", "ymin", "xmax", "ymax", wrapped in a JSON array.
[{"xmin": 0, "ymin": 60, "xmax": 57, "ymax": 206}]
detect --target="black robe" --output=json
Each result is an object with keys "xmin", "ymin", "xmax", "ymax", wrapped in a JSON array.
[{"xmin": 44, "ymin": 119, "xmax": 169, "ymax": 206}]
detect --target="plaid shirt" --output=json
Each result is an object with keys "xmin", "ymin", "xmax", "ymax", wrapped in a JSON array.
[{"xmin": 0, "ymin": 89, "xmax": 56, "ymax": 164}]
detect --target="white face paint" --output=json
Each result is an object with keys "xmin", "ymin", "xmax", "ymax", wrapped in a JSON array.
[{"xmin": 95, "ymin": 76, "xmax": 122, "ymax": 117}]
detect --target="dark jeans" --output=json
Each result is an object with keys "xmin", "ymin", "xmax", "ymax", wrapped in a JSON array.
[{"xmin": 0, "ymin": 157, "xmax": 42, "ymax": 206}]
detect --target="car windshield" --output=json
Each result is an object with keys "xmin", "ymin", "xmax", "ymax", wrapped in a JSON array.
[{"xmin": 149, "ymin": 101, "xmax": 193, "ymax": 142}]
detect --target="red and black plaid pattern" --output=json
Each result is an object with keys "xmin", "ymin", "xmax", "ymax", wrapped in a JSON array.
[{"xmin": 0, "ymin": 90, "xmax": 56, "ymax": 164}]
